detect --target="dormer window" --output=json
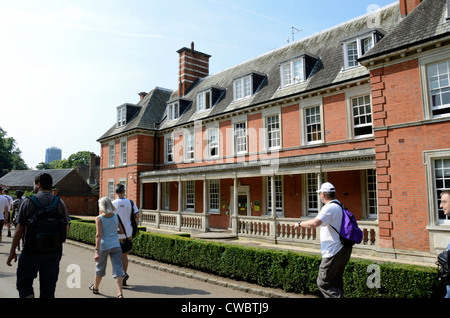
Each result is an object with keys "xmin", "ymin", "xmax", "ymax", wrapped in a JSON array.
[
  {"xmin": 280, "ymin": 57, "xmax": 304, "ymax": 87},
  {"xmin": 117, "ymin": 106, "xmax": 126, "ymax": 127},
  {"xmin": 233, "ymin": 72, "xmax": 266, "ymax": 101},
  {"xmin": 197, "ymin": 90, "xmax": 211, "ymax": 112},
  {"xmin": 197, "ymin": 86, "xmax": 226, "ymax": 112},
  {"xmin": 233, "ymin": 75, "xmax": 252, "ymax": 100},
  {"xmin": 279, "ymin": 54, "xmax": 318, "ymax": 88},
  {"xmin": 116, "ymin": 103, "xmax": 141, "ymax": 128},
  {"xmin": 342, "ymin": 29, "xmax": 385, "ymax": 70},
  {"xmin": 167, "ymin": 102, "xmax": 180, "ymax": 121}
]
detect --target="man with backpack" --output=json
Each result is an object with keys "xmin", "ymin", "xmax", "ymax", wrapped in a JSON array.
[
  {"xmin": 6, "ymin": 173, "xmax": 70, "ymax": 298},
  {"xmin": 294, "ymin": 182, "xmax": 353, "ymax": 298}
]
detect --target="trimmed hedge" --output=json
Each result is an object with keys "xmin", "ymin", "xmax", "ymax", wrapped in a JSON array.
[{"xmin": 67, "ymin": 218, "xmax": 445, "ymax": 298}]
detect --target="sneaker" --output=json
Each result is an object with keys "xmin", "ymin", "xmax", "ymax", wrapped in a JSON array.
[{"xmin": 123, "ymin": 273, "xmax": 129, "ymax": 286}]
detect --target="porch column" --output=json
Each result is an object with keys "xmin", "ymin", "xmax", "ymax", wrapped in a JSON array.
[
  {"xmin": 271, "ymin": 175, "xmax": 276, "ymax": 219},
  {"xmin": 231, "ymin": 175, "xmax": 238, "ymax": 235},
  {"xmin": 177, "ymin": 178, "xmax": 182, "ymax": 231},
  {"xmin": 139, "ymin": 181, "xmax": 144, "ymax": 225},
  {"xmin": 156, "ymin": 179, "xmax": 161, "ymax": 211},
  {"xmin": 203, "ymin": 177, "xmax": 207, "ymax": 213},
  {"xmin": 270, "ymin": 175, "xmax": 277, "ymax": 242},
  {"xmin": 317, "ymin": 172, "xmax": 323, "ymax": 211},
  {"xmin": 203, "ymin": 177, "xmax": 209, "ymax": 233}
]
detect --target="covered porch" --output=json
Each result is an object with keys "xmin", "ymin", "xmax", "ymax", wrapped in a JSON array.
[{"xmin": 138, "ymin": 149, "xmax": 379, "ymax": 253}]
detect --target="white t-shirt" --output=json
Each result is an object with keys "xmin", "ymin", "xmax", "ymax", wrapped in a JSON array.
[
  {"xmin": 316, "ymin": 200, "xmax": 344, "ymax": 258},
  {"xmin": 112, "ymin": 198, "xmax": 139, "ymax": 239},
  {"xmin": 0, "ymin": 195, "xmax": 8, "ymax": 220}
]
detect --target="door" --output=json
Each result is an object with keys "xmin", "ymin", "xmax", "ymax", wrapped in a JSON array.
[{"xmin": 238, "ymin": 195, "xmax": 248, "ymax": 216}]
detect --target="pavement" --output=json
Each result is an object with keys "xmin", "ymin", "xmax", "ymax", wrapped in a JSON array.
[{"xmin": 0, "ymin": 229, "xmax": 308, "ymax": 299}]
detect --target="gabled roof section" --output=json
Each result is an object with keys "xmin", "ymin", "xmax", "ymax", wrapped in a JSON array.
[
  {"xmin": 97, "ymin": 87, "xmax": 172, "ymax": 142},
  {"xmin": 0, "ymin": 169, "xmax": 74, "ymax": 188},
  {"xmin": 360, "ymin": 0, "xmax": 450, "ymax": 62},
  {"xmin": 158, "ymin": 2, "xmax": 400, "ymax": 131}
]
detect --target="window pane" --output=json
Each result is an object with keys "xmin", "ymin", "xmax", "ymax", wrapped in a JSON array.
[
  {"xmin": 435, "ymin": 158, "xmax": 450, "ymax": 220},
  {"xmin": 267, "ymin": 115, "xmax": 280, "ymax": 149},
  {"xmin": 347, "ymin": 42, "xmax": 358, "ymax": 67},
  {"xmin": 235, "ymin": 122, "xmax": 247, "ymax": 153},
  {"xmin": 186, "ymin": 181, "xmax": 195, "ymax": 209},
  {"xmin": 428, "ymin": 60, "xmax": 450, "ymax": 117},
  {"xmin": 305, "ymin": 106, "xmax": 321, "ymax": 143},
  {"xmin": 352, "ymin": 95, "xmax": 373, "ymax": 137}
]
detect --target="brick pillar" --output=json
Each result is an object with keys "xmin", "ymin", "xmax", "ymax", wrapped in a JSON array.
[{"xmin": 371, "ymin": 68, "xmax": 394, "ymax": 249}]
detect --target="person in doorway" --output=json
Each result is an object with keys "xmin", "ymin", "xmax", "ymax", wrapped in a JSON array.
[
  {"xmin": 89, "ymin": 197, "xmax": 125, "ymax": 298},
  {"xmin": 294, "ymin": 182, "xmax": 352, "ymax": 298},
  {"xmin": 439, "ymin": 190, "xmax": 450, "ymax": 298},
  {"xmin": 112, "ymin": 184, "xmax": 139, "ymax": 286},
  {"xmin": 6, "ymin": 173, "xmax": 70, "ymax": 298}
]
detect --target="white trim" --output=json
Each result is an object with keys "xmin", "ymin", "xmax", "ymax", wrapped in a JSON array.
[
  {"xmin": 419, "ymin": 47, "xmax": 450, "ymax": 120},
  {"xmin": 345, "ymin": 85, "xmax": 373, "ymax": 139}
]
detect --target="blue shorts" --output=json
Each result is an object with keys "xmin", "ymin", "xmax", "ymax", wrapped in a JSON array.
[{"xmin": 95, "ymin": 247, "xmax": 124, "ymax": 278}]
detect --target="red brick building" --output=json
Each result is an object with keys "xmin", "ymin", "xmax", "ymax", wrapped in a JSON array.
[{"xmin": 98, "ymin": 0, "xmax": 450, "ymax": 263}]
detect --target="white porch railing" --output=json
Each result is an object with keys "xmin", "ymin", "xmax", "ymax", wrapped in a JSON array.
[
  {"xmin": 235, "ymin": 216, "xmax": 378, "ymax": 247},
  {"xmin": 141, "ymin": 209, "xmax": 209, "ymax": 233},
  {"xmin": 141, "ymin": 209, "xmax": 379, "ymax": 249}
]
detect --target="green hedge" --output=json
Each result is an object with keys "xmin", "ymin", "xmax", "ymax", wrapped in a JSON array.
[{"xmin": 67, "ymin": 218, "xmax": 445, "ymax": 298}]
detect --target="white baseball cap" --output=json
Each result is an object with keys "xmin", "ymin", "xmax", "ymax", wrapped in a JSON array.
[{"xmin": 316, "ymin": 182, "xmax": 335, "ymax": 193}]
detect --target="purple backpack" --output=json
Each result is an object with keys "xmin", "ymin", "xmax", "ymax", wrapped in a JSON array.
[{"xmin": 330, "ymin": 201, "xmax": 363, "ymax": 247}]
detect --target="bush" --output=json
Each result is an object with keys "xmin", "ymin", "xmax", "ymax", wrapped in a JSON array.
[{"xmin": 67, "ymin": 218, "xmax": 445, "ymax": 298}]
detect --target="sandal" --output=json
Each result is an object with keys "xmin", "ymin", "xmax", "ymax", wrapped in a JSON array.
[
  {"xmin": 118, "ymin": 294, "xmax": 124, "ymax": 298},
  {"xmin": 89, "ymin": 283, "xmax": 99, "ymax": 294}
]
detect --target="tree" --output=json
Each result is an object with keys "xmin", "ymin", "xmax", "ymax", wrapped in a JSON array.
[
  {"xmin": 0, "ymin": 127, "xmax": 28, "ymax": 177},
  {"xmin": 37, "ymin": 151, "xmax": 91, "ymax": 170}
]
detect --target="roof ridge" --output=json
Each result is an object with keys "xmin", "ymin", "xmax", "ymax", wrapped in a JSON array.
[{"xmin": 206, "ymin": 1, "xmax": 399, "ymax": 78}]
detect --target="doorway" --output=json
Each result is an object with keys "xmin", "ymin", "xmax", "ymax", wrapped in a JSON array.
[{"xmin": 230, "ymin": 185, "xmax": 250, "ymax": 217}]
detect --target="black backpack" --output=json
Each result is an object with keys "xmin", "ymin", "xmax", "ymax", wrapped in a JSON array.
[
  {"xmin": 25, "ymin": 195, "xmax": 67, "ymax": 253},
  {"xmin": 436, "ymin": 250, "xmax": 450, "ymax": 285}
]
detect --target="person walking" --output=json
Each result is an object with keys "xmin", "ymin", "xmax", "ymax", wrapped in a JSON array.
[
  {"xmin": 112, "ymin": 184, "xmax": 139, "ymax": 286},
  {"xmin": 6, "ymin": 173, "xmax": 70, "ymax": 298},
  {"xmin": 294, "ymin": 182, "xmax": 352, "ymax": 298},
  {"xmin": 439, "ymin": 190, "xmax": 450, "ymax": 298},
  {"xmin": 11, "ymin": 190, "xmax": 25, "ymax": 251},
  {"xmin": 90, "ymin": 196, "xmax": 125, "ymax": 298},
  {"xmin": 0, "ymin": 187, "xmax": 9, "ymax": 243},
  {"xmin": 2, "ymin": 189, "xmax": 13, "ymax": 237}
]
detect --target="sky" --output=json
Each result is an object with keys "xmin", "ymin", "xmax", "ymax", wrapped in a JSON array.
[{"xmin": 0, "ymin": 0, "xmax": 397, "ymax": 169}]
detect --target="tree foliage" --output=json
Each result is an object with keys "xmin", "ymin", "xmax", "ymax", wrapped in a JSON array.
[
  {"xmin": 0, "ymin": 127, "xmax": 28, "ymax": 177},
  {"xmin": 36, "ymin": 151, "xmax": 91, "ymax": 170}
]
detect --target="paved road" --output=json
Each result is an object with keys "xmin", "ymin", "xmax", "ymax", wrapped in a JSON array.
[{"xmin": 0, "ymin": 231, "xmax": 304, "ymax": 299}]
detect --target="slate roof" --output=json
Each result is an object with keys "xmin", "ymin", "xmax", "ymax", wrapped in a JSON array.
[
  {"xmin": 158, "ymin": 3, "xmax": 400, "ymax": 131},
  {"xmin": 0, "ymin": 169, "xmax": 91, "ymax": 195},
  {"xmin": 98, "ymin": 2, "xmax": 401, "ymax": 140},
  {"xmin": 97, "ymin": 87, "xmax": 173, "ymax": 141},
  {"xmin": 360, "ymin": 0, "xmax": 450, "ymax": 61}
]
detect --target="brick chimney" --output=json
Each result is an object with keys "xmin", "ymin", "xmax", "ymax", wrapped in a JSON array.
[
  {"xmin": 400, "ymin": 0, "xmax": 422, "ymax": 17},
  {"xmin": 177, "ymin": 42, "xmax": 211, "ymax": 97},
  {"xmin": 138, "ymin": 92, "xmax": 147, "ymax": 101}
]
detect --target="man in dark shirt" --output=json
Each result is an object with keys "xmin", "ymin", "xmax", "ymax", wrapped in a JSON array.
[{"xmin": 6, "ymin": 173, "xmax": 70, "ymax": 298}]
